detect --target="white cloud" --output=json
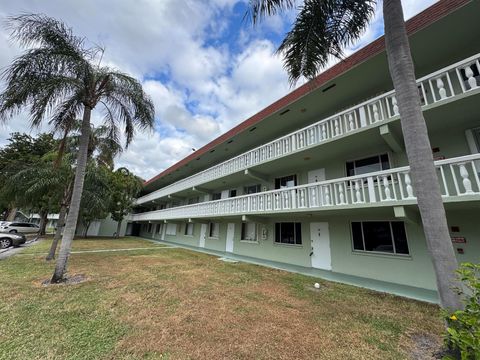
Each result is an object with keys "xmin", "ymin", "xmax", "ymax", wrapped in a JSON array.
[{"xmin": 0, "ymin": 0, "xmax": 439, "ymax": 180}]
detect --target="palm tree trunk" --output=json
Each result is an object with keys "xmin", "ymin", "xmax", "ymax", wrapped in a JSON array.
[
  {"xmin": 383, "ymin": 0, "xmax": 462, "ymax": 311},
  {"xmin": 51, "ymin": 106, "xmax": 92, "ymax": 283},
  {"xmin": 46, "ymin": 180, "xmax": 73, "ymax": 261},
  {"xmin": 46, "ymin": 203, "xmax": 67, "ymax": 260}
]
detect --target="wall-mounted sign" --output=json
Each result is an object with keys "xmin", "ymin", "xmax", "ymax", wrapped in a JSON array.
[{"xmin": 451, "ymin": 237, "xmax": 466, "ymax": 244}]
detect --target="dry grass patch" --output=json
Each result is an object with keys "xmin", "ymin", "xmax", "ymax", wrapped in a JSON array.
[{"xmin": 0, "ymin": 239, "xmax": 443, "ymax": 359}]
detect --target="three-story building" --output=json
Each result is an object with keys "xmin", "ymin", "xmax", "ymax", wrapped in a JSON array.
[{"xmin": 127, "ymin": 0, "xmax": 480, "ymax": 303}]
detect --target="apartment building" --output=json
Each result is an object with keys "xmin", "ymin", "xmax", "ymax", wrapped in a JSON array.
[{"xmin": 127, "ymin": 0, "xmax": 480, "ymax": 302}]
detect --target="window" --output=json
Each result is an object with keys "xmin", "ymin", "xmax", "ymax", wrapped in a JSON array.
[
  {"xmin": 244, "ymin": 184, "xmax": 261, "ymax": 194},
  {"xmin": 185, "ymin": 223, "xmax": 194, "ymax": 236},
  {"xmin": 188, "ymin": 197, "xmax": 199, "ymax": 205},
  {"xmin": 241, "ymin": 222, "xmax": 257, "ymax": 241},
  {"xmin": 212, "ymin": 193, "xmax": 221, "ymax": 200},
  {"xmin": 275, "ymin": 222, "xmax": 302, "ymax": 245},
  {"xmin": 209, "ymin": 222, "xmax": 219, "ymax": 238},
  {"xmin": 229, "ymin": 189, "xmax": 237, "ymax": 197},
  {"xmin": 165, "ymin": 223, "xmax": 177, "ymax": 236},
  {"xmin": 147, "ymin": 223, "xmax": 153, "ymax": 233},
  {"xmin": 346, "ymin": 154, "xmax": 390, "ymax": 177},
  {"xmin": 153, "ymin": 224, "xmax": 158, "ymax": 234},
  {"xmin": 275, "ymin": 175, "xmax": 297, "ymax": 189},
  {"xmin": 351, "ymin": 221, "xmax": 409, "ymax": 255}
]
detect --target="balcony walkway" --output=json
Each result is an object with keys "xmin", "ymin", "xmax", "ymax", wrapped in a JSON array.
[
  {"xmin": 139, "ymin": 236, "xmax": 439, "ymax": 304},
  {"xmin": 131, "ymin": 153, "xmax": 480, "ymax": 222},
  {"xmin": 137, "ymin": 53, "xmax": 480, "ymax": 205}
]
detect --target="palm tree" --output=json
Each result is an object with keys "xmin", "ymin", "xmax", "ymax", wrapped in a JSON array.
[
  {"xmin": 247, "ymin": 0, "xmax": 462, "ymax": 311},
  {"xmin": 46, "ymin": 123, "xmax": 122, "ymax": 261},
  {"xmin": 0, "ymin": 14, "xmax": 154, "ymax": 283}
]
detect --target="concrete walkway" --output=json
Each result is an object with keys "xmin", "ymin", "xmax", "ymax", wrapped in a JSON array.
[
  {"xmin": 17, "ymin": 246, "xmax": 178, "ymax": 256},
  {"xmin": 140, "ymin": 237, "xmax": 439, "ymax": 304}
]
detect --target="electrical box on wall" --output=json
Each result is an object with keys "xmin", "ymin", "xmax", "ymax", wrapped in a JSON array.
[{"xmin": 261, "ymin": 226, "xmax": 268, "ymax": 240}]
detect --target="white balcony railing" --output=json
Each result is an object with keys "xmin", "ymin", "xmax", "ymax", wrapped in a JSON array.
[
  {"xmin": 137, "ymin": 53, "xmax": 480, "ymax": 205},
  {"xmin": 130, "ymin": 154, "xmax": 480, "ymax": 222}
]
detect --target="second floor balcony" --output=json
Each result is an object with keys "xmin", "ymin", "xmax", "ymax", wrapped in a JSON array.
[
  {"xmin": 130, "ymin": 154, "xmax": 480, "ymax": 222},
  {"xmin": 136, "ymin": 52, "xmax": 480, "ymax": 206}
]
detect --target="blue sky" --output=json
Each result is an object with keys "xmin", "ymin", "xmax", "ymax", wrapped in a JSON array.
[{"xmin": 0, "ymin": 0, "xmax": 436, "ymax": 180}]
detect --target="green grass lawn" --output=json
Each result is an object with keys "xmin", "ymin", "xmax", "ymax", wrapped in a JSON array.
[{"xmin": 0, "ymin": 237, "xmax": 444, "ymax": 359}]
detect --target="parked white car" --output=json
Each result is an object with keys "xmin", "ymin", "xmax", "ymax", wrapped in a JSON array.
[{"xmin": 0, "ymin": 222, "xmax": 40, "ymax": 234}]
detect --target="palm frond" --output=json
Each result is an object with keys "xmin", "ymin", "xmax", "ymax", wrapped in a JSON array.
[
  {"xmin": 246, "ymin": 0, "xmax": 297, "ymax": 24},
  {"xmin": 5, "ymin": 13, "xmax": 95, "ymax": 61},
  {"xmin": 277, "ymin": 0, "xmax": 376, "ymax": 84},
  {"xmin": 98, "ymin": 69, "xmax": 154, "ymax": 147}
]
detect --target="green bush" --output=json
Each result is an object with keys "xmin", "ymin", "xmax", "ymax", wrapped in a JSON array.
[{"xmin": 443, "ymin": 263, "xmax": 480, "ymax": 360}]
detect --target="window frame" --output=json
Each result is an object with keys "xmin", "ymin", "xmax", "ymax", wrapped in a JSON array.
[
  {"xmin": 345, "ymin": 153, "xmax": 391, "ymax": 177},
  {"xmin": 275, "ymin": 174, "xmax": 298, "ymax": 190},
  {"xmin": 208, "ymin": 222, "xmax": 220, "ymax": 239},
  {"xmin": 274, "ymin": 222, "xmax": 302, "ymax": 246},
  {"xmin": 350, "ymin": 220, "xmax": 411, "ymax": 257},
  {"xmin": 244, "ymin": 184, "xmax": 261, "ymax": 195},
  {"xmin": 184, "ymin": 222, "xmax": 194, "ymax": 236},
  {"xmin": 240, "ymin": 222, "xmax": 258, "ymax": 242}
]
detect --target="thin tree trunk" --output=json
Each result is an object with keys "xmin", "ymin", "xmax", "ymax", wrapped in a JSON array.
[
  {"xmin": 383, "ymin": 0, "xmax": 462, "ymax": 311},
  {"xmin": 38, "ymin": 210, "xmax": 48, "ymax": 235},
  {"xmin": 47, "ymin": 180, "xmax": 73, "ymax": 261},
  {"xmin": 51, "ymin": 106, "xmax": 91, "ymax": 283},
  {"xmin": 6, "ymin": 207, "xmax": 17, "ymax": 221},
  {"xmin": 116, "ymin": 220, "xmax": 122, "ymax": 238},
  {"xmin": 46, "ymin": 202, "xmax": 67, "ymax": 260},
  {"xmin": 83, "ymin": 221, "xmax": 90, "ymax": 238}
]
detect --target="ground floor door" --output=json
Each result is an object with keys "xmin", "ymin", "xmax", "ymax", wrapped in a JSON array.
[
  {"xmin": 226, "ymin": 223, "xmax": 235, "ymax": 252},
  {"xmin": 199, "ymin": 223, "xmax": 207, "ymax": 248},
  {"xmin": 310, "ymin": 222, "xmax": 331, "ymax": 270}
]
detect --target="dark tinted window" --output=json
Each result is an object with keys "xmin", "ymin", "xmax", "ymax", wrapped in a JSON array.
[
  {"xmin": 351, "ymin": 221, "xmax": 409, "ymax": 255},
  {"xmin": 275, "ymin": 222, "xmax": 302, "ymax": 245},
  {"xmin": 351, "ymin": 222, "xmax": 364, "ymax": 251},
  {"xmin": 275, "ymin": 175, "xmax": 297, "ymax": 189}
]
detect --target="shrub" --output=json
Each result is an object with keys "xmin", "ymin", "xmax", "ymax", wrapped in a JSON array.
[{"xmin": 443, "ymin": 263, "xmax": 480, "ymax": 360}]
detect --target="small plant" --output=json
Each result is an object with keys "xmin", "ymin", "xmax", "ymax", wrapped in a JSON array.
[{"xmin": 443, "ymin": 263, "xmax": 480, "ymax": 360}]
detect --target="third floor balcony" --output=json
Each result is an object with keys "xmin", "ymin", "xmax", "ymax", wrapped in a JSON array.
[{"xmin": 136, "ymin": 53, "xmax": 480, "ymax": 206}]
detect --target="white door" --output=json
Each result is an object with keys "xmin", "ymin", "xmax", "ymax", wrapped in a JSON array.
[
  {"xmin": 226, "ymin": 223, "xmax": 235, "ymax": 252},
  {"xmin": 310, "ymin": 222, "xmax": 331, "ymax": 270},
  {"xmin": 199, "ymin": 223, "xmax": 207, "ymax": 248},
  {"xmin": 308, "ymin": 168, "xmax": 326, "ymax": 183}
]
